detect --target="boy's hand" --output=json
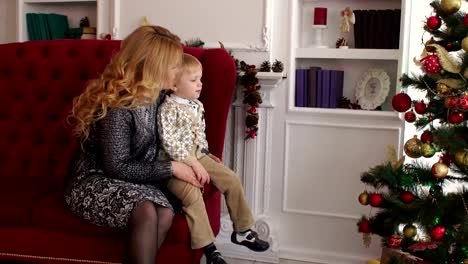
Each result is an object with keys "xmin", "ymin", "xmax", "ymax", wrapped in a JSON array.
[
  {"xmin": 192, "ymin": 160, "xmax": 210, "ymax": 185},
  {"xmin": 208, "ymin": 153, "xmax": 222, "ymax": 163}
]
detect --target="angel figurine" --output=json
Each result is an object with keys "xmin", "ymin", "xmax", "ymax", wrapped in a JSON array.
[
  {"xmin": 338, "ymin": 7, "xmax": 355, "ymax": 48},
  {"xmin": 340, "ymin": 7, "xmax": 355, "ymax": 34}
]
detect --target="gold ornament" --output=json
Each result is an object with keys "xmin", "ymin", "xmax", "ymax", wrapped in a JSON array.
[
  {"xmin": 463, "ymin": 36, "xmax": 468, "ymax": 52},
  {"xmin": 455, "ymin": 149, "xmax": 468, "ymax": 168},
  {"xmin": 358, "ymin": 191, "xmax": 369, "ymax": 205},
  {"xmin": 403, "ymin": 224, "xmax": 417, "ymax": 238},
  {"xmin": 437, "ymin": 78, "xmax": 463, "ymax": 90},
  {"xmin": 437, "ymin": 83, "xmax": 453, "ymax": 95},
  {"xmin": 427, "ymin": 44, "xmax": 461, "ymax": 73},
  {"xmin": 388, "ymin": 145, "xmax": 405, "ymax": 170},
  {"xmin": 421, "ymin": 143, "xmax": 436, "ymax": 158},
  {"xmin": 441, "ymin": 0, "xmax": 462, "ymax": 14},
  {"xmin": 432, "ymin": 160, "xmax": 449, "ymax": 179},
  {"xmin": 404, "ymin": 135, "xmax": 423, "ymax": 159}
]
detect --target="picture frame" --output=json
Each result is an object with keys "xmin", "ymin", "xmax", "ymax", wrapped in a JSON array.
[{"xmin": 355, "ymin": 68, "xmax": 390, "ymax": 110}]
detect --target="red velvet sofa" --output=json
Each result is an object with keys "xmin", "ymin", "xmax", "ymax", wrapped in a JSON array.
[{"xmin": 0, "ymin": 40, "xmax": 236, "ymax": 264}]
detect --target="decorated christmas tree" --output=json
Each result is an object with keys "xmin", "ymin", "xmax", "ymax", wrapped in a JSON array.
[{"xmin": 357, "ymin": 1, "xmax": 468, "ymax": 263}]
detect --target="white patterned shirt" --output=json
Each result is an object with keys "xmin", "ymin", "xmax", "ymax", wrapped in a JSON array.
[{"xmin": 157, "ymin": 94, "xmax": 209, "ymax": 166}]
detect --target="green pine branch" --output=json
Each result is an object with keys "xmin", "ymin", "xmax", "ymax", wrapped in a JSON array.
[{"xmin": 433, "ymin": 126, "xmax": 468, "ymax": 151}]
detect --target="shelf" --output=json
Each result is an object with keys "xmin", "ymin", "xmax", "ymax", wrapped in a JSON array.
[
  {"xmin": 256, "ymin": 71, "xmax": 286, "ymax": 79},
  {"xmin": 289, "ymin": 106, "xmax": 400, "ymax": 119},
  {"xmin": 24, "ymin": 0, "xmax": 95, "ymax": 3},
  {"xmin": 295, "ymin": 48, "xmax": 401, "ymax": 60}
]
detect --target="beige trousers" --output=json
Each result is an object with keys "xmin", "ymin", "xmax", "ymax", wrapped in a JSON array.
[{"xmin": 167, "ymin": 155, "xmax": 255, "ymax": 249}]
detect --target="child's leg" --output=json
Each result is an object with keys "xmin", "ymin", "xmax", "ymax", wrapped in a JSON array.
[
  {"xmin": 198, "ymin": 155, "xmax": 255, "ymax": 232},
  {"xmin": 166, "ymin": 178, "xmax": 215, "ymax": 249}
]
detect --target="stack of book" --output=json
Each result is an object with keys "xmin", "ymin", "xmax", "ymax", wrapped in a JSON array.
[
  {"xmin": 26, "ymin": 13, "xmax": 96, "ymax": 40},
  {"xmin": 295, "ymin": 67, "xmax": 344, "ymax": 108},
  {"xmin": 27, "ymin": 13, "xmax": 68, "ymax": 40},
  {"xmin": 353, "ymin": 9, "xmax": 401, "ymax": 49}
]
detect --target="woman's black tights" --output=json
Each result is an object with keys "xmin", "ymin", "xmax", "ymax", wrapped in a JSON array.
[{"xmin": 125, "ymin": 200, "xmax": 174, "ymax": 264}]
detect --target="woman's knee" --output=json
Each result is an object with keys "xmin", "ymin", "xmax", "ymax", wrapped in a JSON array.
[
  {"xmin": 129, "ymin": 200, "xmax": 158, "ymax": 226},
  {"xmin": 157, "ymin": 207, "xmax": 175, "ymax": 226}
]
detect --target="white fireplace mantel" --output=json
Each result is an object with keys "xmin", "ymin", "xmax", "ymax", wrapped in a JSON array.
[{"xmin": 216, "ymin": 71, "xmax": 284, "ymax": 263}]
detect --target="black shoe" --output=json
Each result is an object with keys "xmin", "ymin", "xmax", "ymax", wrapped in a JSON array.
[
  {"xmin": 206, "ymin": 251, "xmax": 227, "ymax": 264},
  {"xmin": 231, "ymin": 229, "xmax": 270, "ymax": 252}
]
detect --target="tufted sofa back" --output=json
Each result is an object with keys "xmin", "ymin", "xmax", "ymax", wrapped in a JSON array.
[{"xmin": 0, "ymin": 40, "xmax": 236, "ymax": 197}]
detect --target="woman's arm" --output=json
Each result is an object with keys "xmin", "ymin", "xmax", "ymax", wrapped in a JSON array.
[{"xmin": 97, "ymin": 108, "xmax": 172, "ymax": 184}]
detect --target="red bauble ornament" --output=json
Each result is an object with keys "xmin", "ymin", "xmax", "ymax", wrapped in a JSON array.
[
  {"xmin": 368, "ymin": 193, "xmax": 384, "ymax": 207},
  {"xmin": 464, "ymin": 14, "xmax": 468, "ymax": 25},
  {"xmin": 358, "ymin": 219, "xmax": 371, "ymax": 233},
  {"xmin": 445, "ymin": 96, "xmax": 459, "ymax": 109},
  {"xmin": 420, "ymin": 55, "xmax": 442, "ymax": 74},
  {"xmin": 387, "ymin": 234, "xmax": 403, "ymax": 249},
  {"xmin": 448, "ymin": 112, "xmax": 464, "ymax": 124},
  {"xmin": 414, "ymin": 101, "xmax": 428, "ymax": 114},
  {"xmin": 421, "ymin": 131, "xmax": 433, "ymax": 143},
  {"xmin": 440, "ymin": 151, "xmax": 454, "ymax": 166},
  {"xmin": 427, "ymin": 16, "xmax": 441, "ymax": 30},
  {"xmin": 457, "ymin": 95, "xmax": 468, "ymax": 110},
  {"xmin": 429, "ymin": 225, "xmax": 446, "ymax": 241},
  {"xmin": 399, "ymin": 191, "xmax": 415, "ymax": 204},
  {"xmin": 405, "ymin": 111, "xmax": 417, "ymax": 123},
  {"xmin": 392, "ymin": 93, "xmax": 412, "ymax": 112}
]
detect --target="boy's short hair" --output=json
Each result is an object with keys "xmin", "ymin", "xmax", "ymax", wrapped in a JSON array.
[
  {"xmin": 177, "ymin": 54, "xmax": 202, "ymax": 78},
  {"xmin": 181, "ymin": 53, "xmax": 202, "ymax": 71}
]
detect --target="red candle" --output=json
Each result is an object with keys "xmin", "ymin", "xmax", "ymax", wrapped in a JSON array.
[{"xmin": 313, "ymin": 7, "xmax": 327, "ymax": 25}]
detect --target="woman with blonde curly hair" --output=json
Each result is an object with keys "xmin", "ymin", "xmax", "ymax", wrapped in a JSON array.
[{"xmin": 65, "ymin": 25, "xmax": 202, "ymax": 264}]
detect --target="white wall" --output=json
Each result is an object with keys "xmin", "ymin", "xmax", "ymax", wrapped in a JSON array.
[
  {"xmin": 0, "ymin": 0, "xmax": 17, "ymax": 43},
  {"xmin": 116, "ymin": 0, "xmax": 271, "ymax": 68},
  {"xmin": 119, "ymin": 0, "xmax": 264, "ymax": 48}
]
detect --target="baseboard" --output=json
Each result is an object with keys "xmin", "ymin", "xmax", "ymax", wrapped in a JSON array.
[
  {"xmin": 215, "ymin": 240, "xmax": 279, "ymax": 263},
  {"xmin": 279, "ymin": 247, "xmax": 373, "ymax": 264}
]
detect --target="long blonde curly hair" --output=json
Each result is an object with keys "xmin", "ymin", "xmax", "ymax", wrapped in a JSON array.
[{"xmin": 70, "ymin": 25, "xmax": 183, "ymax": 142}]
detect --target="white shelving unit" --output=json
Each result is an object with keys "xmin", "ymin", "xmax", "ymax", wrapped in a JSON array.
[
  {"xmin": 289, "ymin": 0, "xmax": 409, "ymax": 116},
  {"xmin": 275, "ymin": 2, "xmax": 413, "ymax": 262},
  {"xmin": 16, "ymin": 0, "xmax": 120, "ymax": 42}
]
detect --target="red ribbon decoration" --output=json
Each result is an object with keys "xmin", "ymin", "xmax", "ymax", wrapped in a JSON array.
[
  {"xmin": 248, "ymin": 106, "xmax": 257, "ymax": 113},
  {"xmin": 245, "ymin": 129, "xmax": 257, "ymax": 139}
]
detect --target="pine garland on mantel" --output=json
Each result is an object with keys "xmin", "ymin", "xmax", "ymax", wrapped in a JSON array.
[{"xmin": 238, "ymin": 61, "xmax": 262, "ymax": 140}]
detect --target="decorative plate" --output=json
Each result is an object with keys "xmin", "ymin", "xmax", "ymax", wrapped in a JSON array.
[{"xmin": 355, "ymin": 68, "xmax": 390, "ymax": 110}]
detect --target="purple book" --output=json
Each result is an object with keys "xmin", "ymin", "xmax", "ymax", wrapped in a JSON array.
[
  {"xmin": 329, "ymin": 70, "xmax": 344, "ymax": 108},
  {"xmin": 295, "ymin": 69, "xmax": 306, "ymax": 107},
  {"xmin": 316, "ymin": 70, "xmax": 323, "ymax": 108},
  {"xmin": 307, "ymin": 67, "xmax": 321, "ymax": 107},
  {"xmin": 321, "ymin": 70, "xmax": 331, "ymax": 108},
  {"xmin": 304, "ymin": 69, "xmax": 310, "ymax": 107}
]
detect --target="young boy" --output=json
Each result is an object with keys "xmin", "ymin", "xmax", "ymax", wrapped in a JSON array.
[{"xmin": 157, "ymin": 54, "xmax": 269, "ymax": 264}]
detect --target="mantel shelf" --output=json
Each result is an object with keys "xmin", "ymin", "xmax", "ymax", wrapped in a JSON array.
[
  {"xmin": 295, "ymin": 48, "xmax": 401, "ymax": 60},
  {"xmin": 290, "ymin": 106, "xmax": 401, "ymax": 119},
  {"xmin": 23, "ymin": 0, "xmax": 95, "ymax": 3}
]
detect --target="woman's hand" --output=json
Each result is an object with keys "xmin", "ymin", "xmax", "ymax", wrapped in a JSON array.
[
  {"xmin": 171, "ymin": 161, "xmax": 202, "ymax": 188},
  {"xmin": 191, "ymin": 160, "xmax": 210, "ymax": 186}
]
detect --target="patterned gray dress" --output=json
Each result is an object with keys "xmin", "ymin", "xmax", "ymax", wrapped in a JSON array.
[{"xmin": 65, "ymin": 94, "xmax": 173, "ymax": 229}]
